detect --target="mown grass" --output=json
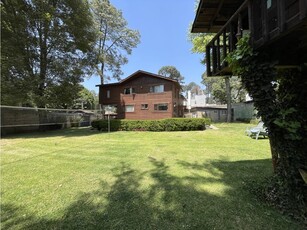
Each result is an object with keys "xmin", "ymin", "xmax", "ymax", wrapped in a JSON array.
[{"xmin": 1, "ymin": 123, "xmax": 303, "ymax": 229}]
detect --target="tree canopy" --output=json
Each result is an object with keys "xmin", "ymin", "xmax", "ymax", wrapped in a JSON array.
[
  {"xmin": 89, "ymin": 0, "xmax": 140, "ymax": 84},
  {"xmin": 202, "ymin": 75, "xmax": 246, "ymax": 104},
  {"xmin": 1, "ymin": 0, "xmax": 140, "ymax": 108},
  {"xmin": 1, "ymin": 0, "xmax": 96, "ymax": 108},
  {"xmin": 158, "ymin": 66, "xmax": 185, "ymax": 86}
]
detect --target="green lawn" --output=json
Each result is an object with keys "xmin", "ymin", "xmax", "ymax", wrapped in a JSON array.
[{"xmin": 1, "ymin": 123, "xmax": 303, "ymax": 229}]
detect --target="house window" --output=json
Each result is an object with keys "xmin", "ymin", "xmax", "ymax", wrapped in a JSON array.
[
  {"xmin": 125, "ymin": 105, "xmax": 134, "ymax": 112},
  {"xmin": 154, "ymin": 103, "xmax": 168, "ymax": 111},
  {"xmin": 107, "ymin": 90, "xmax": 110, "ymax": 98},
  {"xmin": 141, "ymin": 104, "xmax": 148, "ymax": 110},
  {"xmin": 124, "ymin": 87, "xmax": 135, "ymax": 94},
  {"xmin": 222, "ymin": 110, "xmax": 227, "ymax": 115},
  {"xmin": 150, "ymin": 85, "xmax": 164, "ymax": 93}
]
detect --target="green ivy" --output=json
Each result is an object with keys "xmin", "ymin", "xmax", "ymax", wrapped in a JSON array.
[{"xmin": 226, "ymin": 35, "xmax": 307, "ymax": 223}]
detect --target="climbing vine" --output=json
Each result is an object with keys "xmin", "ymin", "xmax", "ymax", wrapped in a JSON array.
[{"xmin": 226, "ymin": 35, "xmax": 307, "ymax": 223}]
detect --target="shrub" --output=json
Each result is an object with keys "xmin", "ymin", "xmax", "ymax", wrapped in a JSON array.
[{"xmin": 91, "ymin": 118, "xmax": 210, "ymax": 132}]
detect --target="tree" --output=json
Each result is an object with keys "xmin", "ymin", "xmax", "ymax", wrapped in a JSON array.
[
  {"xmin": 89, "ymin": 0, "xmax": 140, "ymax": 84},
  {"xmin": 1, "ymin": 0, "xmax": 96, "ymax": 108},
  {"xmin": 227, "ymin": 35, "xmax": 307, "ymax": 219},
  {"xmin": 73, "ymin": 87, "xmax": 99, "ymax": 110},
  {"xmin": 182, "ymin": 82, "xmax": 203, "ymax": 98},
  {"xmin": 202, "ymin": 75, "xmax": 246, "ymax": 104},
  {"xmin": 158, "ymin": 66, "xmax": 185, "ymax": 86}
]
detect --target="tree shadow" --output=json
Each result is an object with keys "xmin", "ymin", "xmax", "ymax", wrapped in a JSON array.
[{"xmin": 2, "ymin": 159, "xmax": 303, "ymax": 229}]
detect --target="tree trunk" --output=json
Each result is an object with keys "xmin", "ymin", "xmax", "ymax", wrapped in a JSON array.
[
  {"xmin": 100, "ymin": 62, "xmax": 104, "ymax": 85},
  {"xmin": 268, "ymin": 133, "xmax": 279, "ymax": 173},
  {"xmin": 225, "ymin": 76, "xmax": 232, "ymax": 122}
]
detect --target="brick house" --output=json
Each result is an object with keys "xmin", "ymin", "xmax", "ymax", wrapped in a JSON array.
[{"xmin": 97, "ymin": 70, "xmax": 184, "ymax": 119}]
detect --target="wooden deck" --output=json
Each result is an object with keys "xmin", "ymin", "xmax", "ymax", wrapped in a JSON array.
[{"xmin": 193, "ymin": 0, "xmax": 307, "ymax": 76}]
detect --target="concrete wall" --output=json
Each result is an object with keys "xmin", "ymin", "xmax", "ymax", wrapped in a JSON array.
[{"xmin": 232, "ymin": 102, "xmax": 256, "ymax": 121}]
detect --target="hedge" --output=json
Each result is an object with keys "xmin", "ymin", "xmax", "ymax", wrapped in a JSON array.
[{"xmin": 91, "ymin": 118, "xmax": 211, "ymax": 132}]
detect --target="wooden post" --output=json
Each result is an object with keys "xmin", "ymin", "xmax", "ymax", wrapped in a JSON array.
[
  {"xmin": 223, "ymin": 30, "xmax": 227, "ymax": 67},
  {"xmin": 278, "ymin": 0, "xmax": 285, "ymax": 32},
  {"xmin": 299, "ymin": 0, "xmax": 306, "ymax": 19},
  {"xmin": 236, "ymin": 13, "xmax": 243, "ymax": 40},
  {"xmin": 248, "ymin": 0, "xmax": 254, "ymax": 45},
  {"xmin": 262, "ymin": 0, "xmax": 268, "ymax": 42},
  {"xmin": 206, "ymin": 46, "xmax": 211, "ymax": 76},
  {"xmin": 229, "ymin": 23, "xmax": 235, "ymax": 52},
  {"xmin": 212, "ymin": 42, "xmax": 217, "ymax": 75},
  {"xmin": 217, "ymin": 36, "xmax": 221, "ymax": 70}
]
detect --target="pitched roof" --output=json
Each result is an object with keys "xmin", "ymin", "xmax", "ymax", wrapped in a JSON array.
[{"xmin": 96, "ymin": 70, "xmax": 180, "ymax": 87}]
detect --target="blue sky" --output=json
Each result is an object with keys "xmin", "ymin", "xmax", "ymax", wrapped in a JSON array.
[{"xmin": 83, "ymin": 0, "xmax": 205, "ymax": 93}]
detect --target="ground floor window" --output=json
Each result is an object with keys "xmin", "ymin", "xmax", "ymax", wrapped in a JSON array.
[
  {"xmin": 125, "ymin": 105, "xmax": 135, "ymax": 112},
  {"xmin": 154, "ymin": 103, "xmax": 168, "ymax": 111},
  {"xmin": 141, "ymin": 104, "xmax": 148, "ymax": 110}
]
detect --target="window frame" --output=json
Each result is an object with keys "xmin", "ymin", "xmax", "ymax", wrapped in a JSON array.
[
  {"xmin": 124, "ymin": 87, "xmax": 135, "ymax": 95},
  {"xmin": 149, "ymin": 84, "xmax": 164, "ymax": 93},
  {"xmin": 125, "ymin": 105, "xmax": 135, "ymax": 112},
  {"xmin": 154, "ymin": 103, "xmax": 168, "ymax": 111},
  {"xmin": 141, "ymin": 104, "xmax": 149, "ymax": 110}
]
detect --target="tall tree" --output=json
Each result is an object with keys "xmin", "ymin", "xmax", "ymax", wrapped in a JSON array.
[
  {"xmin": 90, "ymin": 0, "xmax": 140, "ymax": 84},
  {"xmin": 1, "ymin": 0, "xmax": 96, "ymax": 108},
  {"xmin": 73, "ymin": 86, "xmax": 98, "ymax": 110},
  {"xmin": 202, "ymin": 75, "xmax": 246, "ymax": 104},
  {"xmin": 183, "ymin": 82, "xmax": 203, "ymax": 97},
  {"xmin": 158, "ymin": 66, "xmax": 185, "ymax": 86}
]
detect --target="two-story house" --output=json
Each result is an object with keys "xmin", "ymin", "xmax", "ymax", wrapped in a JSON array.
[{"xmin": 97, "ymin": 70, "xmax": 183, "ymax": 119}]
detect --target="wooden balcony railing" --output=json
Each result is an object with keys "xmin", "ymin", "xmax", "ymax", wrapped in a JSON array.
[
  {"xmin": 206, "ymin": 0, "xmax": 307, "ymax": 76},
  {"xmin": 206, "ymin": 1, "xmax": 249, "ymax": 76}
]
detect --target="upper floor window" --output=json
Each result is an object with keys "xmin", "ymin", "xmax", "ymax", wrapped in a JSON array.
[
  {"xmin": 150, "ymin": 85, "xmax": 164, "ymax": 93},
  {"xmin": 124, "ymin": 87, "xmax": 135, "ymax": 95}
]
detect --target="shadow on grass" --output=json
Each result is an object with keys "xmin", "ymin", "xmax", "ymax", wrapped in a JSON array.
[{"xmin": 2, "ymin": 159, "xmax": 303, "ymax": 229}]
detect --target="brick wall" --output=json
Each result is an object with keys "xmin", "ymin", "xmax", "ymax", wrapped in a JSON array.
[{"xmin": 99, "ymin": 73, "xmax": 182, "ymax": 120}]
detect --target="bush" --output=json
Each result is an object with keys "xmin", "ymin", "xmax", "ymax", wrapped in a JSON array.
[{"xmin": 91, "ymin": 118, "xmax": 210, "ymax": 132}]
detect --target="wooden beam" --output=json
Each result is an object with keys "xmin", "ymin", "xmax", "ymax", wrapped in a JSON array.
[
  {"xmin": 278, "ymin": 0, "xmax": 285, "ymax": 32},
  {"xmin": 207, "ymin": 0, "xmax": 249, "ymax": 47},
  {"xmin": 300, "ymin": 0, "xmax": 307, "ymax": 19},
  {"xmin": 209, "ymin": 0, "xmax": 225, "ymax": 31}
]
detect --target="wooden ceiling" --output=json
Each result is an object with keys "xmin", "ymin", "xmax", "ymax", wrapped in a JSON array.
[{"xmin": 191, "ymin": 0, "xmax": 245, "ymax": 33}]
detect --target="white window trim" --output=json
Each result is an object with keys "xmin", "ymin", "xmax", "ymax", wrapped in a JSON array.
[
  {"xmin": 150, "ymin": 84, "xmax": 164, "ymax": 93},
  {"xmin": 125, "ymin": 105, "xmax": 135, "ymax": 112}
]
